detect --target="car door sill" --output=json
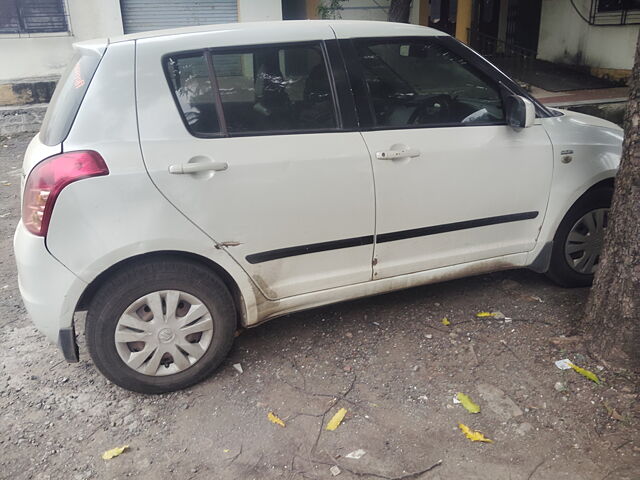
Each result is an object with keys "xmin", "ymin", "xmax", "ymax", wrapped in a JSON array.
[{"xmin": 251, "ymin": 252, "xmax": 529, "ymax": 326}]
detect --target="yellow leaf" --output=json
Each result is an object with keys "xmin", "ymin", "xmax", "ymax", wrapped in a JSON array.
[
  {"xmin": 223, "ymin": 449, "xmax": 230, "ymax": 453},
  {"xmin": 568, "ymin": 363, "xmax": 601, "ymax": 384},
  {"xmin": 101, "ymin": 445, "xmax": 129, "ymax": 460},
  {"xmin": 268, "ymin": 412, "xmax": 286, "ymax": 427},
  {"xmin": 475, "ymin": 312, "xmax": 494, "ymax": 318},
  {"xmin": 326, "ymin": 407, "xmax": 348, "ymax": 431},
  {"xmin": 441, "ymin": 317, "xmax": 450, "ymax": 326},
  {"xmin": 456, "ymin": 393, "xmax": 481, "ymax": 414},
  {"xmin": 458, "ymin": 423, "xmax": 493, "ymax": 443}
]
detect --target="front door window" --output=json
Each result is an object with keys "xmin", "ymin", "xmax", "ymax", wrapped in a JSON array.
[{"xmin": 353, "ymin": 38, "xmax": 505, "ymax": 128}]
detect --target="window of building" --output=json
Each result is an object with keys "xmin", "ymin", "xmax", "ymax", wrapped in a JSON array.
[
  {"xmin": 0, "ymin": 0, "xmax": 68, "ymax": 35},
  {"xmin": 597, "ymin": 0, "xmax": 640, "ymax": 12},
  {"xmin": 591, "ymin": 0, "xmax": 640, "ymax": 24}
]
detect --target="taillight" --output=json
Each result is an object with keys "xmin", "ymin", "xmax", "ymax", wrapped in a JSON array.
[{"xmin": 22, "ymin": 150, "xmax": 108, "ymax": 236}]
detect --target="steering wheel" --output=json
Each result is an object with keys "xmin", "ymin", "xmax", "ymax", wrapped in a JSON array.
[{"xmin": 408, "ymin": 94, "xmax": 453, "ymax": 125}]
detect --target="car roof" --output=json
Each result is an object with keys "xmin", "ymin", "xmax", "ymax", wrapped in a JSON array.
[{"xmin": 104, "ymin": 20, "xmax": 446, "ymax": 44}]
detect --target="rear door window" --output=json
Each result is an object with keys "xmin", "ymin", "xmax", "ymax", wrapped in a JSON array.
[
  {"xmin": 212, "ymin": 43, "xmax": 337, "ymax": 134},
  {"xmin": 164, "ymin": 42, "xmax": 338, "ymax": 137},
  {"xmin": 40, "ymin": 51, "xmax": 101, "ymax": 146}
]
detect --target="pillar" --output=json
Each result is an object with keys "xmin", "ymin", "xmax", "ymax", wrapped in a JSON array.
[{"xmin": 455, "ymin": 0, "xmax": 473, "ymax": 44}]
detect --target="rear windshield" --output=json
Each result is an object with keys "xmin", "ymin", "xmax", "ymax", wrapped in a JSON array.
[{"xmin": 40, "ymin": 51, "xmax": 101, "ymax": 146}]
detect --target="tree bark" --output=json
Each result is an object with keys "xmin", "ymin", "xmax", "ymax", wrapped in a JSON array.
[
  {"xmin": 388, "ymin": 0, "xmax": 412, "ymax": 23},
  {"xmin": 582, "ymin": 33, "xmax": 640, "ymax": 372}
]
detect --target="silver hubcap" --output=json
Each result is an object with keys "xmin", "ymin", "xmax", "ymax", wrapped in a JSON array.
[
  {"xmin": 115, "ymin": 290, "xmax": 214, "ymax": 376},
  {"xmin": 564, "ymin": 208, "xmax": 608, "ymax": 275}
]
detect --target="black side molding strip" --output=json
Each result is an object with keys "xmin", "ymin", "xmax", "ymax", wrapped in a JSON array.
[
  {"xmin": 377, "ymin": 211, "xmax": 539, "ymax": 243},
  {"xmin": 246, "ymin": 235, "xmax": 374, "ymax": 264},
  {"xmin": 245, "ymin": 211, "xmax": 539, "ymax": 264}
]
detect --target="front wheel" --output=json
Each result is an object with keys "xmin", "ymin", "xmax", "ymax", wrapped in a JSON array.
[
  {"xmin": 86, "ymin": 258, "xmax": 236, "ymax": 394},
  {"xmin": 546, "ymin": 187, "xmax": 612, "ymax": 287}
]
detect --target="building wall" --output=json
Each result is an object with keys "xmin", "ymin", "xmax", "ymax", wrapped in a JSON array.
[
  {"xmin": 0, "ymin": 0, "xmax": 123, "ymax": 82},
  {"xmin": 0, "ymin": 0, "xmax": 282, "ymax": 83},
  {"xmin": 239, "ymin": 0, "xmax": 282, "ymax": 22},
  {"xmin": 537, "ymin": 0, "xmax": 638, "ymax": 72}
]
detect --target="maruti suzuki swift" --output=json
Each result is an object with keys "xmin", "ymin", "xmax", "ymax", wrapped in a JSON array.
[{"xmin": 14, "ymin": 20, "xmax": 622, "ymax": 393}]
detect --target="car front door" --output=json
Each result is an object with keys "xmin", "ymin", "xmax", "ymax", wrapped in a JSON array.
[
  {"xmin": 136, "ymin": 29, "xmax": 375, "ymax": 299},
  {"xmin": 339, "ymin": 35, "xmax": 554, "ymax": 279}
]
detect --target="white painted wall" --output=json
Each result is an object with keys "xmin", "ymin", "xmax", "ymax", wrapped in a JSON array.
[
  {"xmin": 238, "ymin": 0, "xmax": 282, "ymax": 21},
  {"xmin": 537, "ymin": 0, "xmax": 638, "ymax": 70},
  {"xmin": 0, "ymin": 0, "xmax": 282, "ymax": 82}
]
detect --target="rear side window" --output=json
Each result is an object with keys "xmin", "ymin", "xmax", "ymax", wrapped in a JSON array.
[
  {"xmin": 40, "ymin": 52, "xmax": 101, "ymax": 146},
  {"xmin": 164, "ymin": 42, "xmax": 338, "ymax": 137}
]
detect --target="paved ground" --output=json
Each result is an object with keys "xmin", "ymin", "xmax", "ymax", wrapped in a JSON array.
[
  {"xmin": 533, "ymin": 86, "xmax": 629, "ymax": 108},
  {"xmin": 1, "ymin": 133, "xmax": 638, "ymax": 480}
]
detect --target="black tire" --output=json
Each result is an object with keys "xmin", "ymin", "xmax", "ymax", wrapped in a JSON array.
[
  {"xmin": 546, "ymin": 187, "xmax": 613, "ymax": 287},
  {"xmin": 86, "ymin": 257, "xmax": 236, "ymax": 394}
]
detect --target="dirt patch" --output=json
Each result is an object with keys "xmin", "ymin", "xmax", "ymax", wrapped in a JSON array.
[{"xmin": 1, "ymin": 133, "xmax": 638, "ymax": 479}]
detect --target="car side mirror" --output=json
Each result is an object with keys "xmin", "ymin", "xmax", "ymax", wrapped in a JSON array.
[{"xmin": 505, "ymin": 95, "xmax": 535, "ymax": 129}]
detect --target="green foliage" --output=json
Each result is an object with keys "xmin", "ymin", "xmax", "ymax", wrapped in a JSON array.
[{"xmin": 317, "ymin": 0, "xmax": 347, "ymax": 19}]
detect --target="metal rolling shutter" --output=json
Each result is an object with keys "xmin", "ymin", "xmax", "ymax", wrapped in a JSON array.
[{"xmin": 121, "ymin": 0, "xmax": 238, "ymax": 34}]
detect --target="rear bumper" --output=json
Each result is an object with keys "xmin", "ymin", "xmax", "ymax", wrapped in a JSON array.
[{"xmin": 13, "ymin": 221, "xmax": 87, "ymax": 362}]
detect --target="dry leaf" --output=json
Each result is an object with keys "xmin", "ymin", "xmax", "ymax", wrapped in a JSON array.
[
  {"xmin": 268, "ymin": 412, "xmax": 286, "ymax": 427},
  {"xmin": 475, "ymin": 312, "xmax": 494, "ymax": 318},
  {"xmin": 326, "ymin": 407, "xmax": 347, "ymax": 431},
  {"xmin": 456, "ymin": 392, "xmax": 480, "ymax": 414},
  {"xmin": 101, "ymin": 445, "xmax": 129, "ymax": 460},
  {"xmin": 604, "ymin": 402, "xmax": 624, "ymax": 421},
  {"xmin": 458, "ymin": 423, "xmax": 493, "ymax": 443},
  {"xmin": 568, "ymin": 362, "xmax": 601, "ymax": 384},
  {"xmin": 441, "ymin": 317, "xmax": 450, "ymax": 326}
]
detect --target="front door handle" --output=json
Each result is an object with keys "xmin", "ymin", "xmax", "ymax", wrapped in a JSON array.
[
  {"xmin": 376, "ymin": 148, "xmax": 420, "ymax": 160},
  {"xmin": 169, "ymin": 160, "xmax": 228, "ymax": 174}
]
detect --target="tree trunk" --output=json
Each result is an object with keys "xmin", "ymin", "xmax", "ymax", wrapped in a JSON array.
[
  {"xmin": 388, "ymin": 0, "xmax": 412, "ymax": 23},
  {"xmin": 582, "ymin": 33, "xmax": 640, "ymax": 372}
]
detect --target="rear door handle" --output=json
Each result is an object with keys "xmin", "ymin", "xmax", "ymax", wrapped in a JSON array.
[
  {"xmin": 376, "ymin": 148, "xmax": 420, "ymax": 160},
  {"xmin": 169, "ymin": 161, "xmax": 228, "ymax": 174}
]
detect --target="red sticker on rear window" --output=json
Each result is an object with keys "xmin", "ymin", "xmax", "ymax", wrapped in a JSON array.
[{"xmin": 72, "ymin": 63, "xmax": 85, "ymax": 89}]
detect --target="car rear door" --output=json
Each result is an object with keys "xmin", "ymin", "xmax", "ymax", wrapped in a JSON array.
[
  {"xmin": 336, "ymin": 32, "xmax": 553, "ymax": 279},
  {"xmin": 136, "ymin": 25, "xmax": 375, "ymax": 299}
]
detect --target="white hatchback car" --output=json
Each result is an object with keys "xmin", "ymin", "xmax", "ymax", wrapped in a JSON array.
[{"xmin": 15, "ymin": 20, "xmax": 621, "ymax": 393}]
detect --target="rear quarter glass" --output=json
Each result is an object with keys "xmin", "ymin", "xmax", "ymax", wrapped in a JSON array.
[{"xmin": 40, "ymin": 51, "xmax": 101, "ymax": 146}]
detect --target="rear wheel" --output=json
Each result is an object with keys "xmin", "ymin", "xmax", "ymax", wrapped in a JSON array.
[
  {"xmin": 86, "ymin": 258, "xmax": 236, "ymax": 394},
  {"xmin": 547, "ymin": 188, "xmax": 612, "ymax": 287}
]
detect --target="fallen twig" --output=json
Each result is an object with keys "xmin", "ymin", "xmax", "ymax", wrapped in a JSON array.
[
  {"xmin": 526, "ymin": 458, "xmax": 545, "ymax": 480},
  {"xmin": 325, "ymin": 452, "xmax": 443, "ymax": 480},
  {"xmin": 500, "ymin": 340, "xmax": 522, "ymax": 361},
  {"xmin": 227, "ymin": 443, "xmax": 243, "ymax": 464}
]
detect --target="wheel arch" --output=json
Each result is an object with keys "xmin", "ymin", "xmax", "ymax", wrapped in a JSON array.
[
  {"xmin": 76, "ymin": 251, "xmax": 248, "ymax": 330},
  {"xmin": 582, "ymin": 177, "xmax": 614, "ymax": 196},
  {"xmin": 558, "ymin": 177, "xmax": 615, "ymax": 230}
]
